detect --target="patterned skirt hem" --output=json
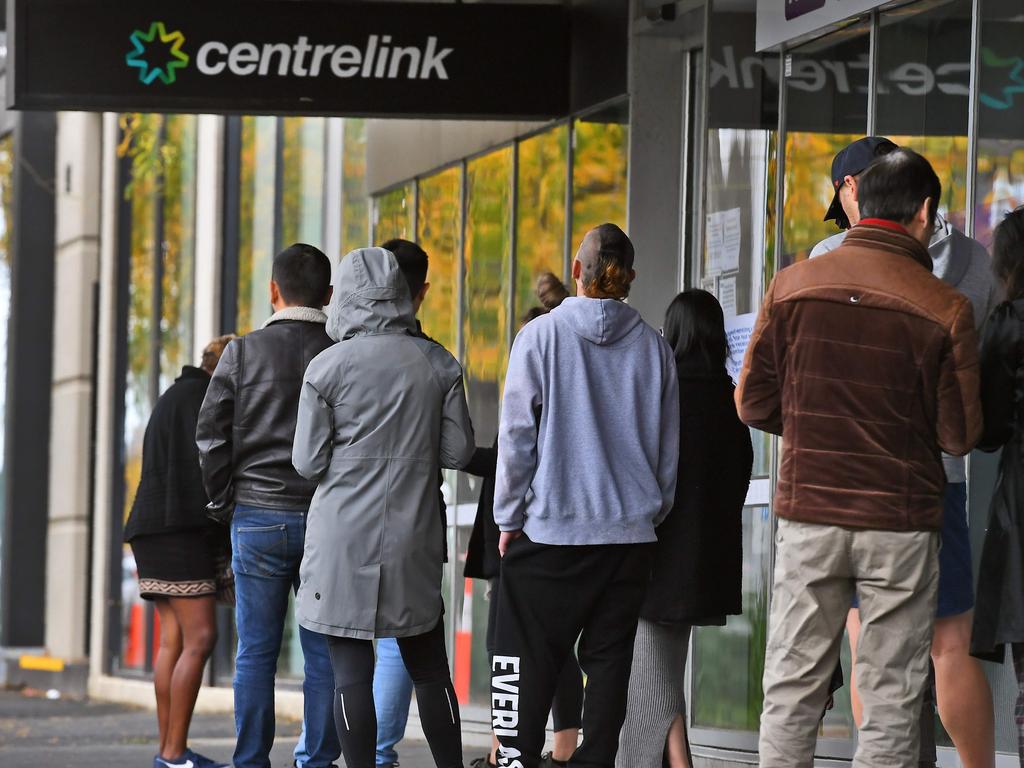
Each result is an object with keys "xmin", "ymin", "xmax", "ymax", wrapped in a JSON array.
[{"xmin": 138, "ymin": 578, "xmax": 216, "ymax": 599}]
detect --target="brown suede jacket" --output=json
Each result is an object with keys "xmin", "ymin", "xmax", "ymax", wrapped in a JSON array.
[{"xmin": 736, "ymin": 221, "xmax": 982, "ymax": 531}]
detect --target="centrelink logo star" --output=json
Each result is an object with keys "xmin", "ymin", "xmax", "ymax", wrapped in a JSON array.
[
  {"xmin": 126, "ymin": 22, "xmax": 189, "ymax": 85},
  {"xmin": 979, "ymin": 47, "xmax": 1024, "ymax": 111}
]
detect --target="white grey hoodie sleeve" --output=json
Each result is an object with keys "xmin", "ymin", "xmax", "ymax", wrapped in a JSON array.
[
  {"xmin": 655, "ymin": 347, "xmax": 681, "ymax": 525},
  {"xmin": 493, "ymin": 332, "xmax": 543, "ymax": 532},
  {"xmin": 292, "ymin": 374, "xmax": 335, "ymax": 482}
]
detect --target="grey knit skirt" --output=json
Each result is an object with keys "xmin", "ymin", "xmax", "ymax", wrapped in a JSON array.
[{"xmin": 616, "ymin": 619, "xmax": 692, "ymax": 768}]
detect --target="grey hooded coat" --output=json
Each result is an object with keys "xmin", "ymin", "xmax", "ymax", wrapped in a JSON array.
[{"xmin": 292, "ymin": 247, "xmax": 475, "ymax": 640}]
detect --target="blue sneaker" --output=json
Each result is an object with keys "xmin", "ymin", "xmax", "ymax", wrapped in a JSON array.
[{"xmin": 184, "ymin": 749, "xmax": 230, "ymax": 768}]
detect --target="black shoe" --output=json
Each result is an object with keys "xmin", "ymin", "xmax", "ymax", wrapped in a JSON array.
[{"xmin": 540, "ymin": 753, "xmax": 568, "ymax": 768}]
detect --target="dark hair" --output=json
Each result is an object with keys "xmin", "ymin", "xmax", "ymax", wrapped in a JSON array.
[
  {"xmin": 993, "ymin": 208, "xmax": 1024, "ymax": 301},
  {"xmin": 663, "ymin": 290, "xmax": 728, "ymax": 373},
  {"xmin": 520, "ymin": 306, "xmax": 548, "ymax": 326},
  {"xmin": 535, "ymin": 272, "xmax": 570, "ymax": 310},
  {"xmin": 381, "ymin": 238, "xmax": 428, "ymax": 299},
  {"xmin": 834, "ymin": 140, "xmax": 898, "ymax": 230},
  {"xmin": 272, "ymin": 243, "xmax": 331, "ymax": 307},
  {"xmin": 857, "ymin": 148, "xmax": 941, "ymax": 229}
]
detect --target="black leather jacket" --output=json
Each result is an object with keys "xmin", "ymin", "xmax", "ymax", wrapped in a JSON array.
[{"xmin": 197, "ymin": 312, "xmax": 335, "ymax": 511}]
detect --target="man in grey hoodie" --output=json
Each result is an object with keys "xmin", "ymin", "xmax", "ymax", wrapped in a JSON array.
[
  {"xmin": 811, "ymin": 138, "xmax": 997, "ymax": 767},
  {"xmin": 491, "ymin": 224, "xmax": 680, "ymax": 768}
]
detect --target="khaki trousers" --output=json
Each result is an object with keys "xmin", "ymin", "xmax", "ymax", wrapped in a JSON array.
[{"xmin": 759, "ymin": 518, "xmax": 939, "ymax": 768}]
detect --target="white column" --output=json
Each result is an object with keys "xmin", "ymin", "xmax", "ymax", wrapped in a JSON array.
[
  {"xmin": 324, "ymin": 118, "xmax": 344, "ymax": 273},
  {"xmin": 88, "ymin": 113, "xmax": 122, "ymax": 678},
  {"xmin": 193, "ymin": 115, "xmax": 225, "ymax": 358},
  {"xmin": 45, "ymin": 111, "xmax": 103, "ymax": 662}
]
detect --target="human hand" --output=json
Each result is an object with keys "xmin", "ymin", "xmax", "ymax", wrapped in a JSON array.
[{"xmin": 499, "ymin": 530, "xmax": 523, "ymax": 557}]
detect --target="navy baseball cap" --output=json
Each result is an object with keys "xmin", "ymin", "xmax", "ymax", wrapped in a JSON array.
[{"xmin": 824, "ymin": 136, "xmax": 899, "ymax": 226}]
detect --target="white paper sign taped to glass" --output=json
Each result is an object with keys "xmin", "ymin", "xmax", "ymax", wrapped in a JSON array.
[{"xmin": 706, "ymin": 208, "xmax": 742, "ymax": 275}]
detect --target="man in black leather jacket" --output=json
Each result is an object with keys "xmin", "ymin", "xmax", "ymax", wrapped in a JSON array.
[{"xmin": 196, "ymin": 243, "xmax": 340, "ymax": 768}]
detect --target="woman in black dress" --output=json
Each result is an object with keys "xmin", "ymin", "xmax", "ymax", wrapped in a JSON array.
[
  {"xmin": 617, "ymin": 290, "xmax": 753, "ymax": 768},
  {"xmin": 971, "ymin": 207, "xmax": 1024, "ymax": 761},
  {"xmin": 123, "ymin": 335, "xmax": 234, "ymax": 768}
]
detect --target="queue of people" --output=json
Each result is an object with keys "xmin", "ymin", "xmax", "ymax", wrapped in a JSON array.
[{"xmin": 120, "ymin": 137, "xmax": 1024, "ymax": 768}]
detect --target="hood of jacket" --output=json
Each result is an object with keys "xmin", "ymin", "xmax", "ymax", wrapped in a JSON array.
[
  {"xmin": 551, "ymin": 296, "xmax": 643, "ymax": 346},
  {"xmin": 930, "ymin": 213, "xmax": 971, "ymax": 287},
  {"xmin": 327, "ymin": 247, "xmax": 417, "ymax": 342}
]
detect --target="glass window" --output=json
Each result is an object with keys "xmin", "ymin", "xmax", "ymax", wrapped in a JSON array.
[
  {"xmin": 159, "ymin": 115, "xmax": 198, "ymax": 390},
  {"xmin": 118, "ymin": 114, "xmax": 198, "ymax": 673},
  {"xmin": 781, "ymin": 23, "xmax": 871, "ymax": 266},
  {"xmin": 280, "ymin": 117, "xmax": 326, "ymax": 247},
  {"xmin": 516, "ymin": 127, "xmax": 568, "ymax": 319},
  {"xmin": 236, "ymin": 116, "xmax": 278, "ymax": 334},
  {"xmin": 341, "ymin": 119, "xmax": 370, "ymax": 255},
  {"xmin": 374, "ymin": 183, "xmax": 415, "ymax": 245},
  {"xmin": 572, "ymin": 103, "xmax": 629, "ymax": 250},
  {"xmin": 416, "ymin": 170, "xmax": 461, "ymax": 354},
  {"xmin": 691, "ymin": 0, "xmax": 778, "ymax": 739},
  {"xmin": 876, "ymin": 0, "xmax": 972, "ymax": 230},
  {"xmin": 975, "ymin": 0, "xmax": 1024, "ymax": 249}
]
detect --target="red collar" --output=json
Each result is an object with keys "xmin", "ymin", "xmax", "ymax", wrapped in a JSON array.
[{"xmin": 858, "ymin": 218, "xmax": 909, "ymax": 235}]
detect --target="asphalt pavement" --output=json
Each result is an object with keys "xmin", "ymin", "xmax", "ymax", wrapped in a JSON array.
[{"xmin": 0, "ymin": 688, "xmax": 466, "ymax": 768}]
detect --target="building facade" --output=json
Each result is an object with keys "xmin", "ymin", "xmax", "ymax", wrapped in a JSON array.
[{"xmin": 0, "ymin": 0, "xmax": 1022, "ymax": 764}]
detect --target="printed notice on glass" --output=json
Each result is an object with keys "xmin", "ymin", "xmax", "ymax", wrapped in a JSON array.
[
  {"xmin": 725, "ymin": 312, "xmax": 757, "ymax": 384},
  {"xmin": 719, "ymin": 274, "xmax": 738, "ymax": 319},
  {"xmin": 706, "ymin": 208, "xmax": 742, "ymax": 274}
]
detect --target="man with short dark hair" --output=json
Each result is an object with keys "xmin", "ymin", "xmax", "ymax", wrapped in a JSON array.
[
  {"xmin": 491, "ymin": 224, "xmax": 679, "ymax": 768},
  {"xmin": 370, "ymin": 237, "xmax": 445, "ymax": 768},
  {"xmin": 738, "ymin": 149, "xmax": 983, "ymax": 766},
  {"xmin": 813, "ymin": 138, "xmax": 997, "ymax": 767},
  {"xmin": 197, "ymin": 243, "xmax": 340, "ymax": 768}
]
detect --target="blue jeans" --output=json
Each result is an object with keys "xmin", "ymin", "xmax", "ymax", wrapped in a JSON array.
[
  {"xmin": 373, "ymin": 638, "xmax": 414, "ymax": 766},
  {"xmin": 231, "ymin": 505, "xmax": 341, "ymax": 768}
]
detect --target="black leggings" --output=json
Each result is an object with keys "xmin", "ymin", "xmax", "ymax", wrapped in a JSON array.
[{"xmin": 326, "ymin": 620, "xmax": 462, "ymax": 768}]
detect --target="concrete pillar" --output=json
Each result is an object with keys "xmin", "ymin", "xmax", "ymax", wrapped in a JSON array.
[
  {"xmin": 45, "ymin": 112, "xmax": 102, "ymax": 662},
  {"xmin": 626, "ymin": 18, "xmax": 688, "ymax": 324},
  {"xmin": 193, "ymin": 115, "xmax": 225, "ymax": 362}
]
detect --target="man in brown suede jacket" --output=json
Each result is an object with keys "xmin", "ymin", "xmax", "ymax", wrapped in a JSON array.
[{"xmin": 737, "ymin": 148, "xmax": 981, "ymax": 768}]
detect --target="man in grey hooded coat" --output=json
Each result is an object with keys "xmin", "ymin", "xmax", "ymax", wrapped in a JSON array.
[{"xmin": 292, "ymin": 247, "xmax": 475, "ymax": 768}]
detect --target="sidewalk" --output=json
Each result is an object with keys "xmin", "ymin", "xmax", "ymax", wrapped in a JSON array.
[{"xmin": 0, "ymin": 688, "xmax": 467, "ymax": 768}]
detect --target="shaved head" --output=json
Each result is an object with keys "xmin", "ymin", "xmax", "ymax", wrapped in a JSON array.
[{"xmin": 574, "ymin": 223, "xmax": 635, "ymax": 299}]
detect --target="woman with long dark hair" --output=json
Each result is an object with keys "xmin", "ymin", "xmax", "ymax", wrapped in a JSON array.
[
  {"xmin": 971, "ymin": 207, "xmax": 1024, "ymax": 761},
  {"xmin": 617, "ymin": 290, "xmax": 752, "ymax": 768}
]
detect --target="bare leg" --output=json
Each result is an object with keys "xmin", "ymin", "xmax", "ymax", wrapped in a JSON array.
[
  {"xmin": 932, "ymin": 611, "xmax": 994, "ymax": 768},
  {"xmin": 665, "ymin": 714, "xmax": 691, "ymax": 768},
  {"xmin": 846, "ymin": 607, "xmax": 864, "ymax": 727},
  {"xmin": 489, "ymin": 732, "xmax": 500, "ymax": 765},
  {"xmin": 153, "ymin": 600, "xmax": 183, "ymax": 757},
  {"xmin": 162, "ymin": 595, "xmax": 218, "ymax": 759},
  {"xmin": 552, "ymin": 728, "xmax": 579, "ymax": 762}
]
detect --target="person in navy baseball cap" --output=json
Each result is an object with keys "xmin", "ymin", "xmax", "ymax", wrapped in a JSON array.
[{"xmin": 824, "ymin": 136, "xmax": 899, "ymax": 229}]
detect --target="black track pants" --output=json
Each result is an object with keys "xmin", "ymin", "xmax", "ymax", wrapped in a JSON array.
[
  {"xmin": 326, "ymin": 620, "xmax": 463, "ymax": 768},
  {"xmin": 491, "ymin": 535, "xmax": 652, "ymax": 768}
]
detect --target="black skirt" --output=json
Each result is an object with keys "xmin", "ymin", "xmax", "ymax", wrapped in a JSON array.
[{"xmin": 130, "ymin": 529, "xmax": 219, "ymax": 600}]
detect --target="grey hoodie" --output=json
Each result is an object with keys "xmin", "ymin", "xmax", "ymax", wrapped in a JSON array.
[
  {"xmin": 493, "ymin": 296, "xmax": 680, "ymax": 546},
  {"xmin": 810, "ymin": 215, "xmax": 995, "ymax": 482},
  {"xmin": 293, "ymin": 248, "xmax": 475, "ymax": 638}
]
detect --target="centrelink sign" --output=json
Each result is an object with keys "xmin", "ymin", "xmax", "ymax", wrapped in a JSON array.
[{"xmin": 9, "ymin": 0, "xmax": 570, "ymax": 119}]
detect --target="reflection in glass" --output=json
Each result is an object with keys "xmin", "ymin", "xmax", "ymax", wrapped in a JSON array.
[
  {"xmin": 416, "ymin": 171, "xmax": 461, "ymax": 354},
  {"xmin": 237, "ymin": 116, "xmax": 278, "ymax": 334},
  {"xmin": 464, "ymin": 149, "xmax": 512, "ymax": 448},
  {"xmin": 975, "ymin": 0, "xmax": 1024, "ymax": 249},
  {"xmin": 342, "ymin": 119, "xmax": 370, "ymax": 255},
  {"xmin": 876, "ymin": 0, "xmax": 972, "ymax": 230},
  {"xmin": 572, "ymin": 106, "xmax": 629, "ymax": 250},
  {"xmin": 374, "ymin": 184, "xmax": 415, "ymax": 245},
  {"xmin": 159, "ymin": 115, "xmax": 198, "ymax": 391},
  {"xmin": 281, "ymin": 117, "xmax": 326, "ymax": 247},
  {"xmin": 516, "ymin": 127, "xmax": 568, "ymax": 319},
  {"xmin": 692, "ymin": 505, "xmax": 771, "ymax": 730},
  {"xmin": 781, "ymin": 24, "xmax": 870, "ymax": 267}
]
